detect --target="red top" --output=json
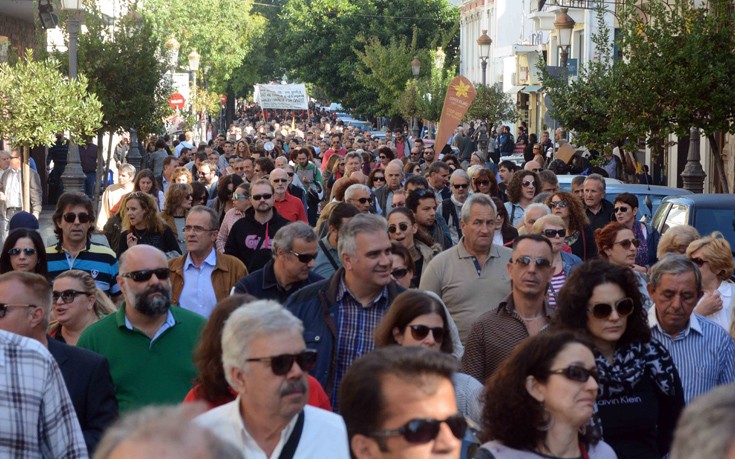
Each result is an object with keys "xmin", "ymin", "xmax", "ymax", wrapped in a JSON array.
[
  {"xmin": 321, "ymin": 148, "xmax": 346, "ymax": 171},
  {"xmin": 274, "ymin": 192, "xmax": 308, "ymax": 223},
  {"xmin": 183, "ymin": 374, "xmax": 332, "ymax": 411}
]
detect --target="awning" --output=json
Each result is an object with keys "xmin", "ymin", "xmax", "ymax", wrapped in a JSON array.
[
  {"xmin": 521, "ymin": 85, "xmax": 543, "ymax": 94},
  {"xmin": 505, "ymin": 85, "xmax": 526, "ymax": 95}
]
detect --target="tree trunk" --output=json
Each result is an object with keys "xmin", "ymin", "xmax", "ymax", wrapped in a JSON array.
[
  {"xmin": 21, "ymin": 145, "xmax": 30, "ymax": 212},
  {"xmin": 707, "ymin": 133, "xmax": 729, "ymax": 194},
  {"xmin": 93, "ymin": 131, "xmax": 105, "ymax": 213}
]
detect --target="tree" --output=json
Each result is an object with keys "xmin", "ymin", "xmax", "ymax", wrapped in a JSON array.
[{"xmin": 464, "ymin": 84, "xmax": 517, "ymax": 133}]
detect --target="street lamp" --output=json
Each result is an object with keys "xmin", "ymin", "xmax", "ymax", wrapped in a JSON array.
[
  {"xmin": 164, "ymin": 35, "xmax": 180, "ymax": 72},
  {"xmin": 477, "ymin": 29, "xmax": 492, "ymax": 86},
  {"xmin": 59, "ymin": 0, "xmax": 86, "ymax": 194},
  {"xmin": 410, "ymin": 57, "xmax": 421, "ymax": 140},
  {"xmin": 188, "ymin": 49, "xmax": 201, "ymax": 142},
  {"xmin": 554, "ymin": 8, "xmax": 575, "ymax": 69}
]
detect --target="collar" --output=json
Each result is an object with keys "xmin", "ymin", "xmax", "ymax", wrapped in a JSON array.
[
  {"xmin": 262, "ymin": 259, "xmax": 280, "ymax": 289},
  {"xmin": 457, "ymin": 238, "xmax": 502, "ymax": 259},
  {"xmin": 648, "ymin": 306, "xmax": 702, "ymax": 337},
  {"xmin": 336, "ymin": 272, "xmax": 388, "ymax": 307},
  {"xmin": 54, "ymin": 239, "xmax": 92, "ymax": 253},
  {"xmin": 230, "ymin": 396, "xmax": 300, "ymax": 454},
  {"xmin": 500, "ymin": 294, "xmax": 553, "ymax": 320},
  {"xmin": 184, "ymin": 247, "xmax": 217, "ymax": 270},
  {"xmin": 116, "ymin": 302, "xmax": 177, "ymax": 340}
]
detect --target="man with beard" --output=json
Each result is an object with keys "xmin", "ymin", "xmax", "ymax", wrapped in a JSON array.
[
  {"xmin": 77, "ymin": 245, "xmax": 205, "ymax": 413},
  {"xmin": 270, "ymin": 168, "xmax": 307, "ymax": 223},
  {"xmin": 194, "ymin": 301, "xmax": 349, "ymax": 457}
]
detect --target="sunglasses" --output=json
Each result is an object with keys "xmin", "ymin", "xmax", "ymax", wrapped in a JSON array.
[
  {"xmin": 272, "ymin": 178, "xmax": 288, "ymax": 183},
  {"xmin": 121, "ymin": 268, "xmax": 171, "ymax": 282},
  {"xmin": 373, "ymin": 176, "xmax": 385, "ymax": 182},
  {"xmin": 233, "ymin": 193, "xmax": 249, "ymax": 200},
  {"xmin": 252, "ymin": 193, "xmax": 273, "ymax": 201},
  {"xmin": 452, "ymin": 183, "xmax": 469, "ymax": 189},
  {"xmin": 357, "ymin": 197, "xmax": 373, "ymax": 204},
  {"xmin": 543, "ymin": 229, "xmax": 566, "ymax": 238},
  {"xmin": 391, "ymin": 267, "xmax": 409, "ymax": 279},
  {"xmin": 8, "ymin": 247, "xmax": 36, "ymax": 257},
  {"xmin": 549, "ymin": 365, "xmax": 599, "ymax": 384},
  {"xmin": 690, "ymin": 257, "xmax": 706, "ymax": 267},
  {"xmin": 52, "ymin": 289, "xmax": 88, "ymax": 304},
  {"xmin": 388, "ymin": 222, "xmax": 410, "ymax": 234},
  {"xmin": 0, "ymin": 303, "xmax": 37, "ymax": 319},
  {"xmin": 289, "ymin": 250, "xmax": 318, "ymax": 264},
  {"xmin": 511, "ymin": 256, "xmax": 552, "ymax": 269},
  {"xmin": 245, "ymin": 349, "xmax": 318, "ymax": 376},
  {"xmin": 409, "ymin": 324, "xmax": 445, "ymax": 343},
  {"xmin": 588, "ymin": 297, "xmax": 635, "ymax": 319},
  {"xmin": 474, "ymin": 180, "xmax": 490, "ymax": 186},
  {"xmin": 521, "ymin": 179, "xmax": 535, "ymax": 188},
  {"xmin": 614, "ymin": 206, "xmax": 630, "ymax": 213},
  {"xmin": 379, "ymin": 155, "xmax": 387, "ymax": 159},
  {"xmin": 62, "ymin": 212, "xmax": 91, "ymax": 224},
  {"xmin": 370, "ymin": 414, "xmax": 467, "ymax": 444},
  {"xmin": 287, "ymin": 172, "xmax": 295, "ymax": 177},
  {"xmin": 549, "ymin": 201, "xmax": 568, "ymax": 209},
  {"xmin": 613, "ymin": 238, "xmax": 640, "ymax": 249}
]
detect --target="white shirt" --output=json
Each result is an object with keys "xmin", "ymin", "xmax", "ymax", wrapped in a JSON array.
[
  {"xmin": 5, "ymin": 167, "xmax": 22, "ymax": 208},
  {"xmin": 194, "ymin": 398, "xmax": 350, "ymax": 459},
  {"xmin": 179, "ymin": 248, "xmax": 218, "ymax": 318},
  {"xmin": 696, "ymin": 281, "xmax": 734, "ymax": 332}
]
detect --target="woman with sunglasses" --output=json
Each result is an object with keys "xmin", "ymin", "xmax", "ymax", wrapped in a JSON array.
[
  {"xmin": 211, "ymin": 174, "xmax": 244, "ymax": 227},
  {"xmin": 530, "ymin": 215, "xmax": 582, "ymax": 308},
  {"xmin": 216, "ymin": 183, "xmax": 251, "ymax": 253},
  {"xmin": 596, "ymin": 221, "xmax": 652, "ymax": 309},
  {"xmin": 546, "ymin": 190, "xmax": 597, "ymax": 260},
  {"xmin": 470, "ymin": 168, "xmax": 500, "ymax": 198},
  {"xmin": 184, "ymin": 295, "xmax": 331, "ymax": 411},
  {"xmin": 504, "ymin": 170, "xmax": 540, "ymax": 227},
  {"xmin": 162, "ymin": 183, "xmax": 194, "ymax": 253},
  {"xmin": 404, "ymin": 161, "xmax": 422, "ymax": 177},
  {"xmin": 48, "ymin": 269, "xmax": 117, "ymax": 346},
  {"xmin": 374, "ymin": 290, "xmax": 482, "ymax": 425},
  {"xmin": 389, "ymin": 242, "xmax": 415, "ymax": 289},
  {"xmin": 613, "ymin": 192, "xmax": 660, "ymax": 269},
  {"xmin": 190, "ymin": 181, "xmax": 210, "ymax": 207},
  {"xmin": 133, "ymin": 169, "xmax": 165, "ymax": 211},
  {"xmin": 387, "ymin": 208, "xmax": 441, "ymax": 288},
  {"xmin": 117, "ymin": 192, "xmax": 181, "ymax": 258},
  {"xmin": 376, "ymin": 146, "xmax": 394, "ymax": 169},
  {"xmin": 0, "ymin": 228, "xmax": 48, "ymax": 277},
  {"xmin": 367, "ymin": 168, "xmax": 386, "ymax": 191},
  {"xmin": 235, "ymin": 140, "xmax": 250, "ymax": 158},
  {"xmin": 491, "ymin": 197, "xmax": 518, "ymax": 247},
  {"xmin": 477, "ymin": 331, "xmax": 616, "ymax": 458},
  {"xmin": 553, "ymin": 259, "xmax": 684, "ymax": 459}
]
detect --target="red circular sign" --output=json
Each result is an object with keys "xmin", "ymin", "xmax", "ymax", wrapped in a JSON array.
[{"xmin": 168, "ymin": 93, "xmax": 186, "ymax": 109}]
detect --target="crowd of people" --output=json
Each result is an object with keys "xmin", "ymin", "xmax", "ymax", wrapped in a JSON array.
[{"xmin": 0, "ymin": 115, "xmax": 733, "ymax": 459}]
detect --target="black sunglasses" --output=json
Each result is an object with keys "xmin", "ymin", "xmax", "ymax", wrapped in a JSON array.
[
  {"xmin": 121, "ymin": 268, "xmax": 171, "ymax": 282},
  {"xmin": 409, "ymin": 324, "xmax": 445, "ymax": 343},
  {"xmin": 0, "ymin": 303, "xmax": 37, "ymax": 318},
  {"xmin": 613, "ymin": 238, "xmax": 640, "ymax": 250},
  {"xmin": 272, "ymin": 178, "xmax": 288, "ymax": 183},
  {"xmin": 549, "ymin": 365, "xmax": 599, "ymax": 384},
  {"xmin": 388, "ymin": 222, "xmax": 410, "ymax": 234},
  {"xmin": 357, "ymin": 197, "xmax": 373, "ymax": 204},
  {"xmin": 8, "ymin": 247, "xmax": 36, "ymax": 256},
  {"xmin": 252, "ymin": 193, "xmax": 273, "ymax": 201},
  {"xmin": 474, "ymin": 180, "xmax": 490, "ymax": 186},
  {"xmin": 391, "ymin": 267, "xmax": 409, "ymax": 279},
  {"xmin": 549, "ymin": 201, "xmax": 568, "ymax": 209},
  {"xmin": 690, "ymin": 257, "xmax": 706, "ymax": 267},
  {"xmin": 588, "ymin": 297, "xmax": 635, "ymax": 319},
  {"xmin": 614, "ymin": 206, "xmax": 630, "ymax": 213},
  {"xmin": 289, "ymin": 250, "xmax": 318, "ymax": 264},
  {"xmin": 245, "ymin": 349, "xmax": 318, "ymax": 376},
  {"xmin": 52, "ymin": 289, "xmax": 88, "ymax": 304},
  {"xmin": 370, "ymin": 414, "xmax": 467, "ymax": 444},
  {"xmin": 543, "ymin": 229, "xmax": 566, "ymax": 238},
  {"xmin": 373, "ymin": 176, "xmax": 385, "ymax": 182},
  {"xmin": 452, "ymin": 183, "xmax": 469, "ymax": 189},
  {"xmin": 511, "ymin": 256, "xmax": 552, "ymax": 269},
  {"xmin": 63, "ymin": 212, "xmax": 91, "ymax": 224}
]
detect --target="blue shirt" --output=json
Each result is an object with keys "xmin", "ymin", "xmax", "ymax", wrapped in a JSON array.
[
  {"xmin": 649, "ymin": 309, "xmax": 735, "ymax": 403},
  {"xmin": 179, "ymin": 248, "xmax": 218, "ymax": 318}
]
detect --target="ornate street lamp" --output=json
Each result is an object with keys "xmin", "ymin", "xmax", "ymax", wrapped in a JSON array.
[
  {"xmin": 164, "ymin": 35, "xmax": 180, "ymax": 71},
  {"xmin": 477, "ymin": 29, "xmax": 492, "ymax": 86},
  {"xmin": 554, "ymin": 8, "xmax": 575, "ymax": 69}
]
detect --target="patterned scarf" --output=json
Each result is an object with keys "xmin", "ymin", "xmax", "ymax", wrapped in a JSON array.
[{"xmin": 595, "ymin": 340, "xmax": 678, "ymax": 399}]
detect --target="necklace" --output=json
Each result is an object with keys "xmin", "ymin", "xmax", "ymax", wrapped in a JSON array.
[{"xmin": 520, "ymin": 313, "xmax": 545, "ymax": 321}]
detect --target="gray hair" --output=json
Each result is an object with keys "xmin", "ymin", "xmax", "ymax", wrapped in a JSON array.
[
  {"xmin": 272, "ymin": 221, "xmax": 317, "ymax": 257},
  {"xmin": 649, "ymin": 253, "xmax": 702, "ymax": 292},
  {"xmin": 345, "ymin": 151, "xmax": 362, "ymax": 163},
  {"xmin": 449, "ymin": 169, "xmax": 470, "ymax": 184},
  {"xmin": 0, "ymin": 150, "xmax": 9, "ymax": 159},
  {"xmin": 338, "ymin": 213, "xmax": 388, "ymax": 257},
  {"xmin": 188, "ymin": 205, "xmax": 219, "ymax": 231},
  {"xmin": 221, "ymin": 300, "xmax": 303, "ymax": 388},
  {"xmin": 344, "ymin": 183, "xmax": 371, "ymax": 201},
  {"xmin": 523, "ymin": 203, "xmax": 551, "ymax": 223},
  {"xmin": 583, "ymin": 173, "xmax": 606, "ymax": 192},
  {"xmin": 460, "ymin": 193, "xmax": 497, "ymax": 223},
  {"xmin": 670, "ymin": 384, "xmax": 735, "ymax": 459}
]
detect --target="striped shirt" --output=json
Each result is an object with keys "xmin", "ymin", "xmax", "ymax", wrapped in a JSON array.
[
  {"xmin": 46, "ymin": 241, "xmax": 121, "ymax": 296},
  {"xmin": 547, "ymin": 270, "xmax": 567, "ymax": 308},
  {"xmin": 648, "ymin": 309, "xmax": 735, "ymax": 403}
]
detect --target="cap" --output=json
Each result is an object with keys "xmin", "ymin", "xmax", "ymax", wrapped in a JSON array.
[{"xmin": 8, "ymin": 211, "xmax": 39, "ymax": 231}]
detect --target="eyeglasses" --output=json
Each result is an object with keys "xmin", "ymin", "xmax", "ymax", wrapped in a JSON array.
[
  {"xmin": 0, "ymin": 303, "xmax": 37, "ymax": 318},
  {"xmin": 588, "ymin": 297, "xmax": 635, "ymax": 319},
  {"xmin": 245, "ymin": 349, "xmax": 318, "ymax": 376},
  {"xmin": 614, "ymin": 206, "xmax": 630, "ymax": 213},
  {"xmin": 287, "ymin": 172, "xmax": 295, "ymax": 177},
  {"xmin": 543, "ymin": 229, "xmax": 566, "ymax": 238},
  {"xmin": 379, "ymin": 155, "xmax": 387, "ymax": 160},
  {"xmin": 183, "ymin": 225, "xmax": 215, "ymax": 234},
  {"xmin": 549, "ymin": 201, "xmax": 568, "ymax": 209},
  {"xmin": 233, "ymin": 193, "xmax": 249, "ymax": 200},
  {"xmin": 52, "ymin": 289, "xmax": 88, "ymax": 304},
  {"xmin": 356, "ymin": 197, "xmax": 373, "ymax": 204},
  {"xmin": 121, "ymin": 268, "xmax": 171, "ymax": 282},
  {"xmin": 8, "ymin": 247, "xmax": 36, "ymax": 257},
  {"xmin": 408, "ymin": 324, "xmax": 445, "ymax": 343},
  {"xmin": 388, "ymin": 222, "xmax": 410, "ymax": 233},
  {"xmin": 511, "ymin": 256, "xmax": 552, "ymax": 269},
  {"xmin": 62, "ymin": 212, "xmax": 91, "ymax": 224},
  {"xmin": 474, "ymin": 180, "xmax": 490, "ymax": 186},
  {"xmin": 370, "ymin": 414, "xmax": 467, "ymax": 445},
  {"xmin": 252, "ymin": 193, "xmax": 273, "ymax": 201},
  {"xmin": 272, "ymin": 178, "xmax": 288, "ymax": 183},
  {"xmin": 521, "ymin": 179, "xmax": 535, "ymax": 188},
  {"xmin": 373, "ymin": 176, "xmax": 385, "ymax": 182},
  {"xmin": 391, "ymin": 267, "xmax": 409, "ymax": 279},
  {"xmin": 452, "ymin": 183, "xmax": 469, "ymax": 189},
  {"xmin": 613, "ymin": 238, "xmax": 640, "ymax": 249},
  {"xmin": 549, "ymin": 365, "xmax": 599, "ymax": 384},
  {"xmin": 690, "ymin": 257, "xmax": 707, "ymax": 267},
  {"xmin": 288, "ymin": 250, "xmax": 318, "ymax": 264}
]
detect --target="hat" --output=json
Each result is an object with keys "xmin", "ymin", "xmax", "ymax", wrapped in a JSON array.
[{"xmin": 8, "ymin": 211, "xmax": 39, "ymax": 231}]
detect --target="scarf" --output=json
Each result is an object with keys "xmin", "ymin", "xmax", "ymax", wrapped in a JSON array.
[{"xmin": 595, "ymin": 340, "xmax": 678, "ymax": 399}]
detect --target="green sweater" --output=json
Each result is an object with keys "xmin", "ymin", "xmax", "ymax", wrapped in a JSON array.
[{"xmin": 77, "ymin": 304, "xmax": 205, "ymax": 413}]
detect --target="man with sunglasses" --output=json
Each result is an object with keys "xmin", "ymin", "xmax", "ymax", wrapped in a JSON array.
[
  {"xmin": 234, "ymin": 222, "xmax": 323, "ymax": 304},
  {"xmin": 374, "ymin": 162, "xmax": 404, "ymax": 217},
  {"xmin": 78, "ymin": 244, "xmax": 205, "ymax": 413},
  {"xmin": 194, "ymin": 301, "xmax": 349, "ymax": 457},
  {"xmin": 461, "ymin": 234, "xmax": 554, "ymax": 383},
  {"xmin": 270, "ymin": 168, "xmax": 307, "ymax": 223},
  {"xmin": 340, "ymin": 346, "xmax": 464, "ymax": 459},
  {"xmin": 345, "ymin": 183, "xmax": 374, "ymax": 214},
  {"xmin": 441, "ymin": 169, "xmax": 471, "ymax": 245}
]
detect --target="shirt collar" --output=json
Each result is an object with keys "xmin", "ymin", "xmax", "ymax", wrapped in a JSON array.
[
  {"xmin": 184, "ymin": 248, "xmax": 217, "ymax": 270},
  {"xmin": 457, "ymin": 239, "xmax": 502, "ymax": 259},
  {"xmin": 336, "ymin": 272, "xmax": 388, "ymax": 307},
  {"xmin": 648, "ymin": 306, "xmax": 702, "ymax": 337}
]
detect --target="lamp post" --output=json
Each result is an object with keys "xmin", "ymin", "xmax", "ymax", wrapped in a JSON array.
[
  {"xmin": 188, "ymin": 49, "xmax": 200, "ymax": 142},
  {"xmin": 59, "ymin": 0, "xmax": 86, "ymax": 194},
  {"xmin": 410, "ymin": 56, "xmax": 421, "ymax": 140},
  {"xmin": 681, "ymin": 127, "xmax": 706, "ymax": 193},
  {"xmin": 477, "ymin": 29, "xmax": 492, "ymax": 86},
  {"xmin": 554, "ymin": 8, "xmax": 575, "ymax": 69},
  {"xmin": 164, "ymin": 35, "xmax": 180, "ymax": 72}
]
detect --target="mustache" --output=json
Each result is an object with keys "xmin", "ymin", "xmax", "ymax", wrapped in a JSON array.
[{"xmin": 280, "ymin": 379, "xmax": 307, "ymax": 397}]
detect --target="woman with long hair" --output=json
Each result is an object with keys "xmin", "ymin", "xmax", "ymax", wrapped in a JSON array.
[
  {"xmin": 134, "ymin": 169, "xmax": 165, "ymax": 211},
  {"xmin": 546, "ymin": 190, "xmax": 597, "ymax": 260},
  {"xmin": 161, "ymin": 183, "xmax": 193, "ymax": 252},
  {"xmin": 387, "ymin": 207, "xmax": 441, "ymax": 288},
  {"xmin": 470, "ymin": 167, "xmax": 500, "ymax": 198},
  {"xmin": 595, "ymin": 221, "xmax": 652, "ymax": 308},
  {"xmin": 48, "ymin": 269, "xmax": 117, "ymax": 346},
  {"xmin": 553, "ymin": 260, "xmax": 684, "ymax": 458},
  {"xmin": 0, "ymin": 228, "xmax": 48, "ymax": 277},
  {"xmin": 211, "ymin": 174, "xmax": 244, "ymax": 226},
  {"xmin": 505, "ymin": 170, "xmax": 540, "ymax": 227},
  {"xmin": 491, "ymin": 196, "xmax": 518, "ymax": 247},
  {"xmin": 117, "ymin": 191, "xmax": 181, "ymax": 258},
  {"xmin": 235, "ymin": 139, "xmax": 250, "ymax": 158}
]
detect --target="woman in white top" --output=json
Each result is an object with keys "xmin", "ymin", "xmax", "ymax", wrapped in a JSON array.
[{"xmin": 687, "ymin": 231, "xmax": 735, "ymax": 332}]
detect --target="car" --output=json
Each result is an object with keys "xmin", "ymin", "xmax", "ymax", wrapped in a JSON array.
[
  {"xmin": 651, "ymin": 194, "xmax": 735, "ymax": 251},
  {"xmin": 366, "ymin": 131, "xmax": 386, "ymax": 140},
  {"xmin": 343, "ymin": 119, "xmax": 373, "ymax": 130}
]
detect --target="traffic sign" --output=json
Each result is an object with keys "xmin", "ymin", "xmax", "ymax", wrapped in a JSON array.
[{"xmin": 168, "ymin": 93, "xmax": 186, "ymax": 110}]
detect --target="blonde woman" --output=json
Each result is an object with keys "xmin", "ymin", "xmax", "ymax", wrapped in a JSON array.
[
  {"xmin": 117, "ymin": 191, "xmax": 181, "ymax": 258},
  {"xmin": 49, "ymin": 270, "xmax": 117, "ymax": 345},
  {"xmin": 161, "ymin": 183, "xmax": 193, "ymax": 253},
  {"xmin": 687, "ymin": 231, "xmax": 735, "ymax": 332}
]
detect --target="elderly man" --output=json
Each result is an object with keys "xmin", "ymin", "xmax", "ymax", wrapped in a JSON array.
[
  {"xmin": 523, "ymin": 160, "xmax": 542, "ymax": 173},
  {"xmin": 583, "ymin": 173, "xmax": 614, "ymax": 231},
  {"xmin": 78, "ymin": 245, "xmax": 206, "ymax": 413},
  {"xmin": 647, "ymin": 255, "xmax": 735, "ymax": 403},
  {"xmin": 441, "ymin": 169, "xmax": 471, "ymax": 244},
  {"xmin": 420, "ymin": 194, "xmax": 512, "ymax": 342},
  {"xmin": 374, "ymin": 162, "xmax": 403, "ymax": 216},
  {"xmin": 194, "ymin": 301, "xmax": 350, "ymax": 457},
  {"xmin": 270, "ymin": 168, "xmax": 307, "ymax": 223},
  {"xmin": 340, "ymin": 346, "xmax": 464, "ymax": 459},
  {"xmin": 0, "ymin": 272, "xmax": 100, "ymax": 458},
  {"xmin": 345, "ymin": 183, "xmax": 373, "ymax": 214},
  {"xmin": 461, "ymin": 234, "xmax": 554, "ymax": 383},
  {"xmin": 169, "ymin": 206, "xmax": 247, "ymax": 318},
  {"xmin": 314, "ymin": 203, "xmax": 360, "ymax": 279},
  {"xmin": 670, "ymin": 384, "xmax": 735, "ymax": 459},
  {"xmin": 234, "ymin": 222, "xmax": 322, "ymax": 303},
  {"xmin": 518, "ymin": 203, "xmax": 551, "ymax": 236},
  {"xmin": 286, "ymin": 214, "xmax": 403, "ymax": 409},
  {"xmin": 344, "ymin": 151, "xmax": 363, "ymax": 178}
]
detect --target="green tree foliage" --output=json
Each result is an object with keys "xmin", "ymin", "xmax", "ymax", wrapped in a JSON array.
[{"xmin": 464, "ymin": 83, "xmax": 517, "ymax": 132}]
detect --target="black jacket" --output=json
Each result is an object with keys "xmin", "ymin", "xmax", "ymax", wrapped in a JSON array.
[{"xmin": 224, "ymin": 207, "xmax": 290, "ymax": 272}]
